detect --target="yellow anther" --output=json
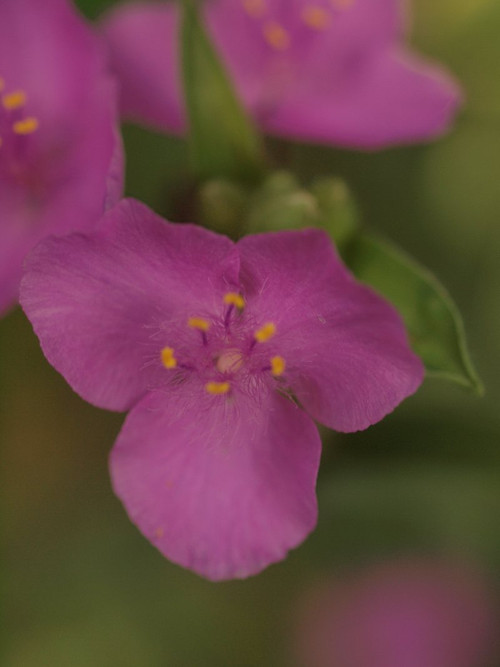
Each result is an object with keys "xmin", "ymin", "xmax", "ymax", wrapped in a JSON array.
[
  {"xmin": 3, "ymin": 90, "xmax": 27, "ymax": 110},
  {"xmin": 206, "ymin": 381, "xmax": 231, "ymax": 395},
  {"xmin": 188, "ymin": 317, "xmax": 210, "ymax": 332},
  {"xmin": 263, "ymin": 22, "xmax": 290, "ymax": 50},
  {"xmin": 330, "ymin": 0, "xmax": 354, "ymax": 9},
  {"xmin": 270, "ymin": 356, "xmax": 286, "ymax": 377},
  {"xmin": 223, "ymin": 292, "xmax": 245, "ymax": 310},
  {"xmin": 254, "ymin": 322, "xmax": 276, "ymax": 343},
  {"xmin": 161, "ymin": 346, "xmax": 177, "ymax": 369},
  {"xmin": 13, "ymin": 117, "xmax": 39, "ymax": 135},
  {"xmin": 242, "ymin": 0, "xmax": 266, "ymax": 18},
  {"xmin": 302, "ymin": 6, "xmax": 331, "ymax": 30}
]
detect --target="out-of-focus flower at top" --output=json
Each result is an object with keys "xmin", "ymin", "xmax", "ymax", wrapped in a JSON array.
[
  {"xmin": 0, "ymin": 0, "xmax": 123, "ymax": 316},
  {"xmin": 21, "ymin": 198, "xmax": 423, "ymax": 580},
  {"xmin": 101, "ymin": 0, "xmax": 462, "ymax": 149},
  {"xmin": 295, "ymin": 558, "xmax": 499, "ymax": 667}
]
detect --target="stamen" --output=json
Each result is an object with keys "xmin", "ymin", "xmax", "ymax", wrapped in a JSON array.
[
  {"xmin": 330, "ymin": 0, "xmax": 354, "ymax": 8},
  {"xmin": 223, "ymin": 292, "xmax": 245, "ymax": 310},
  {"xmin": 0, "ymin": 78, "xmax": 5, "ymax": 93},
  {"xmin": 254, "ymin": 322, "xmax": 276, "ymax": 343},
  {"xmin": 3, "ymin": 90, "xmax": 27, "ymax": 110},
  {"xmin": 270, "ymin": 356, "xmax": 286, "ymax": 377},
  {"xmin": 302, "ymin": 6, "xmax": 331, "ymax": 29},
  {"xmin": 188, "ymin": 317, "xmax": 210, "ymax": 332},
  {"xmin": 161, "ymin": 346, "xmax": 177, "ymax": 369},
  {"xmin": 206, "ymin": 381, "xmax": 231, "ymax": 395},
  {"xmin": 263, "ymin": 22, "xmax": 290, "ymax": 50},
  {"xmin": 242, "ymin": 0, "xmax": 266, "ymax": 18},
  {"xmin": 13, "ymin": 117, "xmax": 39, "ymax": 135}
]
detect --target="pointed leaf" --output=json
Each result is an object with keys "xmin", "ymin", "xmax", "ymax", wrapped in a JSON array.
[{"xmin": 346, "ymin": 234, "xmax": 482, "ymax": 392}]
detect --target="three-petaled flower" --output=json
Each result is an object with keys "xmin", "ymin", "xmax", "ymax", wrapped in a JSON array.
[
  {"xmin": 0, "ymin": 0, "xmax": 123, "ymax": 315},
  {"xmin": 101, "ymin": 0, "xmax": 462, "ymax": 148},
  {"xmin": 21, "ymin": 199, "xmax": 423, "ymax": 580}
]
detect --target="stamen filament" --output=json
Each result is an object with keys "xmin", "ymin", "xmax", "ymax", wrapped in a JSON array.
[
  {"xmin": 3, "ymin": 90, "xmax": 27, "ymax": 110},
  {"xmin": 270, "ymin": 356, "xmax": 286, "ymax": 377},
  {"xmin": 206, "ymin": 381, "xmax": 231, "ymax": 395},
  {"xmin": 188, "ymin": 317, "xmax": 210, "ymax": 332},
  {"xmin": 254, "ymin": 322, "xmax": 276, "ymax": 343},
  {"xmin": 223, "ymin": 292, "xmax": 245, "ymax": 310},
  {"xmin": 13, "ymin": 117, "xmax": 39, "ymax": 135},
  {"xmin": 302, "ymin": 6, "xmax": 331, "ymax": 30},
  {"xmin": 263, "ymin": 22, "xmax": 290, "ymax": 50},
  {"xmin": 242, "ymin": 0, "xmax": 267, "ymax": 18},
  {"xmin": 161, "ymin": 346, "xmax": 177, "ymax": 369}
]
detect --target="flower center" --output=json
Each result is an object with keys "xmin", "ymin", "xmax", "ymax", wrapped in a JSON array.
[
  {"xmin": 159, "ymin": 292, "xmax": 287, "ymax": 397},
  {"xmin": 0, "ymin": 75, "xmax": 40, "ymax": 185},
  {"xmin": 240, "ymin": 0, "xmax": 355, "ymax": 51}
]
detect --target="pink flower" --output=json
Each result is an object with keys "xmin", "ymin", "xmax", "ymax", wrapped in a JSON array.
[
  {"xmin": 0, "ymin": 0, "xmax": 123, "ymax": 315},
  {"xmin": 101, "ymin": 0, "xmax": 462, "ymax": 148},
  {"xmin": 296, "ymin": 558, "xmax": 499, "ymax": 667},
  {"xmin": 21, "ymin": 199, "xmax": 423, "ymax": 580}
]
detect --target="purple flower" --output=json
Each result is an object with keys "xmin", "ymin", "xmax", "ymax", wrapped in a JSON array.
[
  {"xmin": 295, "ymin": 559, "xmax": 499, "ymax": 667},
  {"xmin": 0, "ymin": 0, "xmax": 123, "ymax": 315},
  {"xmin": 101, "ymin": 0, "xmax": 462, "ymax": 148},
  {"xmin": 20, "ymin": 199, "xmax": 423, "ymax": 580}
]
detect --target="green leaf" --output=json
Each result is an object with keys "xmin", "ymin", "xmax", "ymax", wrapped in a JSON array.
[
  {"xmin": 180, "ymin": 0, "xmax": 265, "ymax": 182},
  {"xmin": 346, "ymin": 234, "xmax": 483, "ymax": 393}
]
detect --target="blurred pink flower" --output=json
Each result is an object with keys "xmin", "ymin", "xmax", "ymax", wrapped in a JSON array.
[
  {"xmin": 0, "ymin": 0, "xmax": 123, "ymax": 315},
  {"xmin": 296, "ymin": 558, "xmax": 498, "ymax": 667},
  {"xmin": 101, "ymin": 0, "xmax": 462, "ymax": 148}
]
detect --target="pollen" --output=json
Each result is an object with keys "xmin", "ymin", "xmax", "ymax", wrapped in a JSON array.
[
  {"xmin": 223, "ymin": 292, "xmax": 245, "ymax": 310},
  {"xmin": 263, "ymin": 22, "xmax": 290, "ymax": 50},
  {"xmin": 302, "ymin": 6, "xmax": 331, "ymax": 30},
  {"xmin": 270, "ymin": 356, "xmax": 286, "ymax": 377},
  {"xmin": 188, "ymin": 317, "xmax": 210, "ymax": 332},
  {"xmin": 161, "ymin": 346, "xmax": 177, "ymax": 369},
  {"xmin": 3, "ymin": 90, "xmax": 27, "ymax": 110},
  {"xmin": 254, "ymin": 322, "xmax": 276, "ymax": 343},
  {"xmin": 13, "ymin": 117, "xmax": 39, "ymax": 135},
  {"xmin": 206, "ymin": 381, "xmax": 231, "ymax": 395},
  {"xmin": 242, "ymin": 0, "xmax": 266, "ymax": 18}
]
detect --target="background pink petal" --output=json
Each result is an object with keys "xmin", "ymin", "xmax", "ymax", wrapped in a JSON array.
[
  {"xmin": 110, "ymin": 386, "xmax": 321, "ymax": 581},
  {"xmin": 267, "ymin": 47, "xmax": 462, "ymax": 148},
  {"xmin": 100, "ymin": 2, "xmax": 185, "ymax": 133}
]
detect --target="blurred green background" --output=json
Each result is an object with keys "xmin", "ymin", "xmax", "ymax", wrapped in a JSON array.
[{"xmin": 2, "ymin": 0, "xmax": 500, "ymax": 664}]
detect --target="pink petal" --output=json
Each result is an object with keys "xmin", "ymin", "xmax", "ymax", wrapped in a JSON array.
[
  {"xmin": 238, "ymin": 229, "xmax": 423, "ymax": 432},
  {"xmin": 100, "ymin": 2, "xmax": 185, "ymax": 133},
  {"xmin": 20, "ymin": 199, "xmax": 239, "ymax": 411},
  {"xmin": 110, "ymin": 386, "xmax": 321, "ymax": 581},
  {"xmin": 267, "ymin": 47, "xmax": 463, "ymax": 148}
]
